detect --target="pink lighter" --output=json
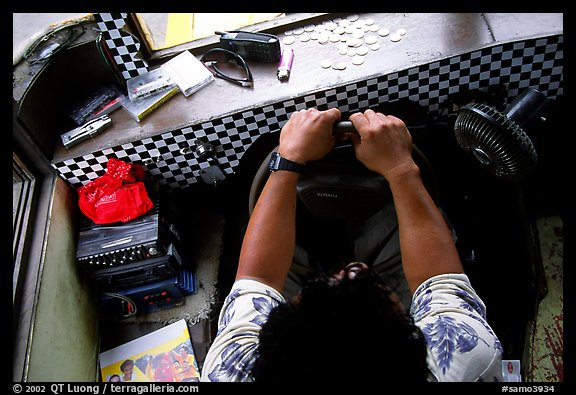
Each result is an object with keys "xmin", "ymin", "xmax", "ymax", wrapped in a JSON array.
[{"xmin": 277, "ymin": 48, "xmax": 294, "ymax": 81}]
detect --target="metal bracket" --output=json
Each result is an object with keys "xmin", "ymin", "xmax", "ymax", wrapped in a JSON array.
[
  {"xmin": 191, "ymin": 139, "xmax": 226, "ymax": 186},
  {"xmin": 60, "ymin": 115, "xmax": 112, "ymax": 149}
]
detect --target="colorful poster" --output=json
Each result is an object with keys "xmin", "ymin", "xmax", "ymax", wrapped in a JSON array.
[{"xmin": 99, "ymin": 319, "xmax": 200, "ymax": 382}]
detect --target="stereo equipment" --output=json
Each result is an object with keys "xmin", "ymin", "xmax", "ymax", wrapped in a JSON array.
[
  {"xmin": 75, "ymin": 185, "xmax": 174, "ymax": 271},
  {"xmin": 75, "ymin": 182, "xmax": 197, "ymax": 317},
  {"xmin": 88, "ymin": 245, "xmax": 184, "ymax": 291},
  {"xmin": 99, "ymin": 268, "xmax": 197, "ymax": 319},
  {"xmin": 76, "ymin": 182, "xmax": 188, "ymax": 270}
]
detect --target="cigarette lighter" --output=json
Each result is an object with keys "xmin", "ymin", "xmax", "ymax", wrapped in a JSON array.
[{"xmin": 277, "ymin": 49, "xmax": 294, "ymax": 81}]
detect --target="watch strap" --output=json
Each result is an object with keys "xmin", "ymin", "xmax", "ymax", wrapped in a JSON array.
[{"xmin": 268, "ymin": 151, "xmax": 306, "ymax": 173}]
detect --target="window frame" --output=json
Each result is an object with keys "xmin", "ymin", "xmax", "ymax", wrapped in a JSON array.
[
  {"xmin": 13, "ymin": 151, "xmax": 36, "ymax": 305},
  {"xmin": 127, "ymin": 12, "xmax": 336, "ymax": 61},
  {"xmin": 12, "ymin": 105, "xmax": 58, "ymax": 381}
]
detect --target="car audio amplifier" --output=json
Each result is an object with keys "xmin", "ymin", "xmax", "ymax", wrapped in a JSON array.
[
  {"xmin": 88, "ymin": 244, "xmax": 186, "ymax": 291},
  {"xmin": 99, "ymin": 267, "xmax": 197, "ymax": 319}
]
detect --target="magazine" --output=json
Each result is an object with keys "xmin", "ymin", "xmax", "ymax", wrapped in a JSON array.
[{"xmin": 99, "ymin": 319, "xmax": 200, "ymax": 382}]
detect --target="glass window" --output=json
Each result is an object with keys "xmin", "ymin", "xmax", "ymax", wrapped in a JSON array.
[
  {"xmin": 135, "ymin": 13, "xmax": 286, "ymax": 51},
  {"xmin": 12, "ymin": 151, "xmax": 37, "ymax": 304},
  {"xmin": 131, "ymin": 13, "xmax": 329, "ymax": 59}
]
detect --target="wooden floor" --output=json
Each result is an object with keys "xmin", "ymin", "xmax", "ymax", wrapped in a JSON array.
[{"xmin": 525, "ymin": 216, "xmax": 563, "ymax": 381}]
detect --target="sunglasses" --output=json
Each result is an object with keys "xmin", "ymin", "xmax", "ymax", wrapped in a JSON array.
[
  {"xmin": 24, "ymin": 24, "xmax": 86, "ymax": 65},
  {"xmin": 200, "ymin": 48, "xmax": 253, "ymax": 87}
]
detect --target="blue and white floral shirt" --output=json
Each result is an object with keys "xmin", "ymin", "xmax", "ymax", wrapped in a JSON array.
[{"xmin": 200, "ymin": 273, "xmax": 503, "ymax": 382}]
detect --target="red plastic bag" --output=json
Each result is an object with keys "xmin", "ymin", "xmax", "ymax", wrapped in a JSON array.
[{"xmin": 77, "ymin": 158, "xmax": 154, "ymax": 224}]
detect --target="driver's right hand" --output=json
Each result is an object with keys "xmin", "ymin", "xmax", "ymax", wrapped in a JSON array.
[{"xmin": 349, "ymin": 109, "xmax": 417, "ymax": 182}]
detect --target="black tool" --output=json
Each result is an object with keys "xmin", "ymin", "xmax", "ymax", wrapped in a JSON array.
[{"xmin": 216, "ymin": 30, "xmax": 281, "ymax": 63}]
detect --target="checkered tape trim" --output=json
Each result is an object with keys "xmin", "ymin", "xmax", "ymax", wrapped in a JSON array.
[
  {"xmin": 93, "ymin": 13, "xmax": 149, "ymax": 80},
  {"xmin": 52, "ymin": 35, "xmax": 563, "ymax": 190}
]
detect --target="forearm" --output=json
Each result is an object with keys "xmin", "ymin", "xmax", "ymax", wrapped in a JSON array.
[
  {"xmin": 388, "ymin": 163, "xmax": 463, "ymax": 294},
  {"xmin": 236, "ymin": 170, "xmax": 299, "ymax": 292}
]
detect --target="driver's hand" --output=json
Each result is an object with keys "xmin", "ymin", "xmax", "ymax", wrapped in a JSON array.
[
  {"xmin": 278, "ymin": 108, "xmax": 341, "ymax": 164},
  {"xmin": 349, "ymin": 109, "xmax": 417, "ymax": 182}
]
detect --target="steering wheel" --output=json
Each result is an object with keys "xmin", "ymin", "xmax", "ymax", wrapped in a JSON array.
[{"xmin": 248, "ymin": 120, "xmax": 438, "ymax": 221}]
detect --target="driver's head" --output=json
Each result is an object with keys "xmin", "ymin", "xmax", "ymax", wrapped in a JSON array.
[{"xmin": 251, "ymin": 262, "xmax": 431, "ymax": 381}]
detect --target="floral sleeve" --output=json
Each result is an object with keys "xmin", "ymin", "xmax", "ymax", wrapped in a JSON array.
[
  {"xmin": 200, "ymin": 279, "xmax": 285, "ymax": 382},
  {"xmin": 410, "ymin": 273, "xmax": 504, "ymax": 382}
]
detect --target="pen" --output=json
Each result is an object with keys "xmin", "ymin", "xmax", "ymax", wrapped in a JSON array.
[{"xmin": 277, "ymin": 49, "xmax": 294, "ymax": 81}]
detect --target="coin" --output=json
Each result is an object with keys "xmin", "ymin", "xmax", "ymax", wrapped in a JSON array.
[
  {"xmin": 378, "ymin": 28, "xmax": 390, "ymax": 37},
  {"xmin": 390, "ymin": 33, "xmax": 402, "ymax": 42},
  {"xmin": 320, "ymin": 59, "xmax": 332, "ymax": 68},
  {"xmin": 345, "ymin": 26, "xmax": 356, "ymax": 34},
  {"xmin": 324, "ymin": 21, "xmax": 337, "ymax": 31},
  {"xmin": 317, "ymin": 34, "xmax": 330, "ymax": 44},
  {"xmin": 364, "ymin": 35, "xmax": 378, "ymax": 45},
  {"xmin": 333, "ymin": 61, "xmax": 347, "ymax": 70},
  {"xmin": 334, "ymin": 26, "xmax": 345, "ymax": 35},
  {"xmin": 283, "ymin": 36, "xmax": 296, "ymax": 45},
  {"xmin": 346, "ymin": 37, "xmax": 362, "ymax": 47},
  {"xmin": 356, "ymin": 46, "xmax": 369, "ymax": 56},
  {"xmin": 330, "ymin": 33, "xmax": 342, "ymax": 42},
  {"xmin": 352, "ymin": 55, "xmax": 365, "ymax": 65}
]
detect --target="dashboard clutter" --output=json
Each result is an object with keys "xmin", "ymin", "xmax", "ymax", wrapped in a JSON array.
[{"xmin": 67, "ymin": 84, "xmax": 125, "ymax": 126}]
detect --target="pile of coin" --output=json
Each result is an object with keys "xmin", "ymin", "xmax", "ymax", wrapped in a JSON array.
[{"xmin": 281, "ymin": 14, "xmax": 407, "ymax": 71}]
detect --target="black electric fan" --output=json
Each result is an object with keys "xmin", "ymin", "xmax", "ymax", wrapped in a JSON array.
[{"xmin": 453, "ymin": 88, "xmax": 548, "ymax": 181}]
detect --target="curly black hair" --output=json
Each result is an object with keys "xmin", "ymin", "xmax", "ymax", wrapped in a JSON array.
[{"xmin": 251, "ymin": 269, "xmax": 431, "ymax": 381}]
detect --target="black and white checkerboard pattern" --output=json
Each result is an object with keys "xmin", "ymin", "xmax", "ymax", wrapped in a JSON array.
[
  {"xmin": 93, "ymin": 13, "xmax": 149, "ymax": 80},
  {"xmin": 53, "ymin": 34, "xmax": 563, "ymax": 191}
]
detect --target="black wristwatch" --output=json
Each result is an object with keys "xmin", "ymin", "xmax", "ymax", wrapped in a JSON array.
[{"xmin": 268, "ymin": 151, "xmax": 306, "ymax": 173}]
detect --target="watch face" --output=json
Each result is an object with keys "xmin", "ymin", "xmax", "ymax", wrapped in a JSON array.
[{"xmin": 269, "ymin": 152, "xmax": 280, "ymax": 170}]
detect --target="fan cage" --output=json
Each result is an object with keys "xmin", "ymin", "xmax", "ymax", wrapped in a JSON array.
[{"xmin": 454, "ymin": 103, "xmax": 538, "ymax": 180}]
